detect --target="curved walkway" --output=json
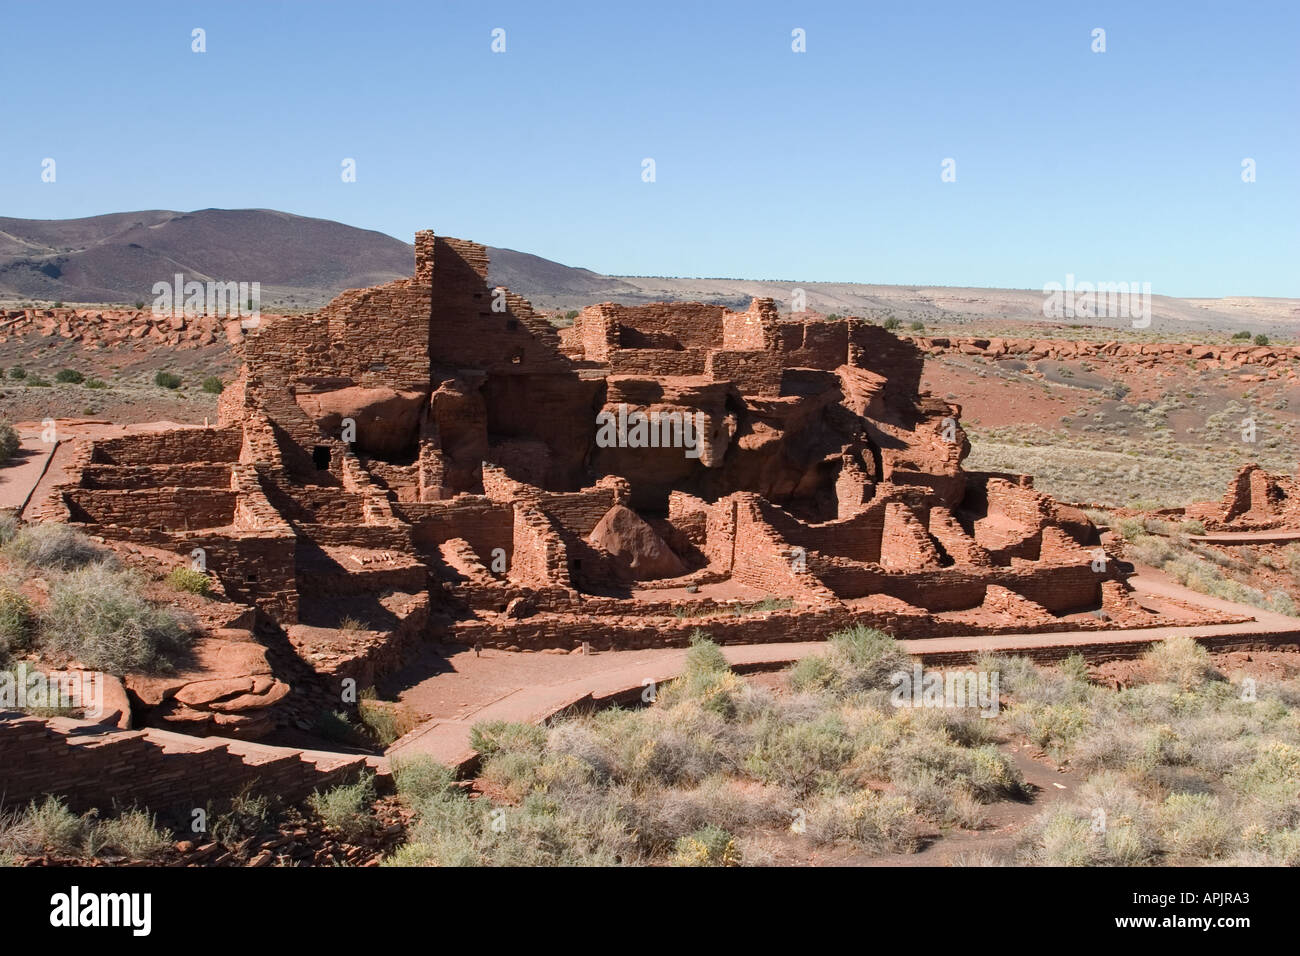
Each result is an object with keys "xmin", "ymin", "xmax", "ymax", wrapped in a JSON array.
[
  {"xmin": 1187, "ymin": 531, "xmax": 1300, "ymax": 545},
  {"xmin": 384, "ymin": 569, "xmax": 1300, "ymax": 771}
]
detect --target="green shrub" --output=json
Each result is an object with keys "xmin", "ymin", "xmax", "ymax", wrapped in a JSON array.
[
  {"xmin": 41, "ymin": 563, "xmax": 194, "ymax": 673},
  {"xmin": 54, "ymin": 369, "xmax": 84, "ymax": 384},
  {"xmin": 1231, "ymin": 330, "xmax": 1252, "ymax": 340},
  {"xmin": 0, "ymin": 513, "xmax": 18, "ymax": 546},
  {"xmin": 1254, "ymin": 334, "xmax": 1269, "ymax": 346},
  {"xmin": 308, "ymin": 774, "xmax": 377, "ymax": 840},
  {"xmin": 358, "ymin": 690, "xmax": 419, "ymax": 746},
  {"xmin": 7, "ymin": 367, "xmax": 25, "ymax": 381},
  {"xmin": 166, "ymin": 566, "xmax": 211, "ymax": 595},
  {"xmin": 25, "ymin": 374, "xmax": 48, "ymax": 387},
  {"xmin": 1158, "ymin": 792, "xmax": 1236, "ymax": 860},
  {"xmin": 882, "ymin": 317, "xmax": 902, "ymax": 330},
  {"xmin": 201, "ymin": 376, "xmax": 224, "ymax": 394},
  {"xmin": 84, "ymin": 378, "xmax": 108, "ymax": 390},
  {"xmin": 792, "ymin": 624, "xmax": 909, "ymax": 696},
  {"xmin": 312, "ymin": 709, "xmax": 358, "ymax": 742},
  {"xmin": 670, "ymin": 825, "xmax": 741, "ymax": 866},
  {"xmin": 0, "ymin": 423, "xmax": 19, "ymax": 464},
  {"xmin": 95, "ymin": 809, "xmax": 172, "ymax": 859},
  {"xmin": 0, "ymin": 586, "xmax": 35, "ymax": 658},
  {"xmin": 392, "ymin": 756, "xmax": 457, "ymax": 801},
  {"xmin": 1143, "ymin": 636, "xmax": 1218, "ymax": 689},
  {"xmin": 5, "ymin": 796, "xmax": 87, "ymax": 856},
  {"xmin": 207, "ymin": 789, "xmax": 273, "ymax": 847},
  {"xmin": 469, "ymin": 720, "xmax": 547, "ymax": 758},
  {"xmin": 3, "ymin": 523, "xmax": 107, "ymax": 570},
  {"xmin": 806, "ymin": 791, "xmax": 922, "ymax": 852},
  {"xmin": 154, "ymin": 371, "xmax": 182, "ymax": 389}
]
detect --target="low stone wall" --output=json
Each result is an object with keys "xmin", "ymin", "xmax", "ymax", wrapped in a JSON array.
[{"xmin": 0, "ymin": 713, "xmax": 365, "ymax": 814}]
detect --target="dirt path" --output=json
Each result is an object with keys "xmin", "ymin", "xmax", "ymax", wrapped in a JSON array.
[{"xmin": 1187, "ymin": 531, "xmax": 1300, "ymax": 544}]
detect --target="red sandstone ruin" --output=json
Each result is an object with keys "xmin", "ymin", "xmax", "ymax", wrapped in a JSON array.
[{"xmin": 31, "ymin": 231, "xmax": 1215, "ymax": 737}]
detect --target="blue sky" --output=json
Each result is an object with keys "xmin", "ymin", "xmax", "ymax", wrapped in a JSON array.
[{"xmin": 1, "ymin": 0, "xmax": 1296, "ymax": 296}]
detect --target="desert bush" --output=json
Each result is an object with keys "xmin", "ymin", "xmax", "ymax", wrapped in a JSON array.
[
  {"xmin": 469, "ymin": 720, "xmax": 547, "ymax": 758},
  {"xmin": 0, "ymin": 586, "xmax": 35, "ymax": 658},
  {"xmin": 1143, "ymin": 636, "xmax": 1219, "ymax": 690},
  {"xmin": 1019, "ymin": 772, "xmax": 1159, "ymax": 866},
  {"xmin": 3, "ymin": 522, "xmax": 107, "ymax": 570},
  {"xmin": 166, "ymin": 566, "xmax": 211, "ymax": 595},
  {"xmin": 655, "ymin": 632, "xmax": 746, "ymax": 717},
  {"xmin": 0, "ymin": 513, "xmax": 17, "ymax": 547},
  {"xmin": 896, "ymin": 769, "xmax": 988, "ymax": 828},
  {"xmin": 358, "ymin": 689, "xmax": 419, "ymax": 746},
  {"xmin": 7, "ymin": 367, "xmax": 25, "ymax": 380},
  {"xmin": 95, "ymin": 808, "xmax": 172, "ymax": 859},
  {"xmin": 40, "ymin": 563, "xmax": 194, "ymax": 673},
  {"xmin": 54, "ymin": 368, "xmax": 84, "ymax": 384},
  {"xmin": 392, "ymin": 756, "xmax": 457, "ymax": 801},
  {"xmin": 201, "ymin": 376, "xmax": 224, "ymax": 394},
  {"xmin": 308, "ymin": 774, "xmax": 377, "ymax": 840},
  {"xmin": 805, "ymin": 791, "xmax": 922, "ymax": 853},
  {"xmin": 671, "ymin": 825, "xmax": 741, "ymax": 866},
  {"xmin": 154, "ymin": 371, "xmax": 182, "ymax": 389},
  {"xmin": 1158, "ymin": 792, "xmax": 1237, "ymax": 860},
  {"xmin": 85, "ymin": 378, "xmax": 108, "ymax": 389},
  {"xmin": 0, "ymin": 423, "xmax": 18, "ymax": 464},
  {"xmin": 745, "ymin": 711, "xmax": 856, "ymax": 794},
  {"xmin": 790, "ymin": 624, "xmax": 909, "ymax": 697},
  {"xmin": 311, "ymin": 709, "xmax": 358, "ymax": 742},
  {"xmin": 207, "ymin": 788, "xmax": 273, "ymax": 847},
  {"xmin": 0, "ymin": 796, "xmax": 87, "ymax": 857}
]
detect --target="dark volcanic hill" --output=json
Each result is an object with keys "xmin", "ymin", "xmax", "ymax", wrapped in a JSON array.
[{"xmin": 0, "ymin": 208, "xmax": 632, "ymax": 310}]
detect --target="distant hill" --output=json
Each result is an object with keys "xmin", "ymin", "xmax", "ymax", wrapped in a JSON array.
[
  {"xmin": 0, "ymin": 209, "xmax": 423, "ymax": 307},
  {"xmin": 1, "ymin": 208, "xmax": 1295, "ymax": 334}
]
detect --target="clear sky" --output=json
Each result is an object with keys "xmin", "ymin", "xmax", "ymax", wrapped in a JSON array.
[{"xmin": 1, "ymin": 0, "xmax": 1296, "ymax": 296}]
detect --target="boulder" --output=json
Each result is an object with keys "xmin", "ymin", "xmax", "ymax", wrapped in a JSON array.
[
  {"xmin": 295, "ymin": 385, "xmax": 426, "ymax": 455},
  {"xmin": 587, "ymin": 504, "xmax": 686, "ymax": 581}
]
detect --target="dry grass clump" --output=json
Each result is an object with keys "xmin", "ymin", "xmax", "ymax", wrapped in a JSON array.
[
  {"xmin": 0, "ymin": 523, "xmax": 194, "ymax": 674},
  {"xmin": 0, "ymin": 796, "xmax": 172, "ymax": 862},
  {"xmin": 308, "ymin": 774, "xmax": 378, "ymax": 841},
  {"xmin": 3, "ymin": 522, "xmax": 109, "ymax": 570},
  {"xmin": 41, "ymin": 562, "xmax": 195, "ymax": 673}
]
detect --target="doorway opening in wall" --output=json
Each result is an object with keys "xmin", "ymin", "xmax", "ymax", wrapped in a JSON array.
[{"xmin": 313, "ymin": 445, "xmax": 331, "ymax": 470}]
